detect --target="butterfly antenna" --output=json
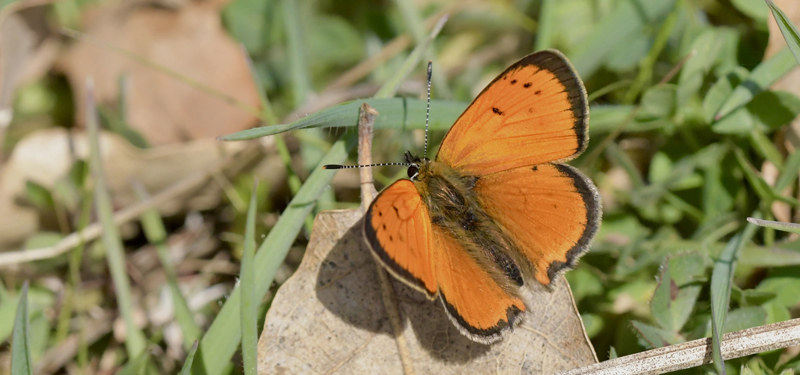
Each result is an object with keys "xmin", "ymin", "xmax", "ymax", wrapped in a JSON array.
[
  {"xmin": 424, "ymin": 61, "xmax": 432, "ymax": 160},
  {"xmin": 323, "ymin": 162, "xmax": 413, "ymax": 170}
]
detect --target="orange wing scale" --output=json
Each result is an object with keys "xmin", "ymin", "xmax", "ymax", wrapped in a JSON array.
[
  {"xmin": 436, "ymin": 50, "xmax": 588, "ymax": 176},
  {"xmin": 364, "ymin": 180, "xmax": 437, "ymax": 297},
  {"xmin": 431, "ymin": 225, "xmax": 525, "ymax": 343},
  {"xmin": 475, "ymin": 164, "xmax": 600, "ymax": 286}
]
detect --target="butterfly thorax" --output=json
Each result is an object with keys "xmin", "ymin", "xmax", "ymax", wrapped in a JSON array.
[{"xmin": 406, "ymin": 154, "xmax": 529, "ymax": 292}]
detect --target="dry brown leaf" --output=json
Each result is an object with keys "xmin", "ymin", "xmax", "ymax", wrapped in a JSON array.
[
  {"xmin": 0, "ymin": 127, "xmax": 252, "ymax": 249},
  {"xmin": 59, "ymin": 0, "xmax": 260, "ymax": 145},
  {"xmin": 258, "ymin": 209, "xmax": 597, "ymax": 374}
]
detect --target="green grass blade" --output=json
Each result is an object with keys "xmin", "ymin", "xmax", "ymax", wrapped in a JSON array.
[
  {"xmin": 282, "ymin": 0, "xmax": 311, "ymax": 106},
  {"xmin": 569, "ymin": 0, "xmax": 676, "ymax": 77},
  {"xmin": 193, "ymin": 133, "xmax": 356, "ymax": 375},
  {"xmin": 374, "ymin": 15, "xmax": 447, "ymax": 99},
  {"xmin": 86, "ymin": 80, "xmax": 147, "ymax": 358},
  {"xmin": 766, "ymin": 0, "xmax": 800, "ymax": 65},
  {"xmin": 133, "ymin": 183, "xmax": 202, "ymax": 348},
  {"xmin": 393, "ymin": 0, "xmax": 451, "ymax": 97},
  {"xmin": 116, "ymin": 351, "xmax": 150, "ymax": 375},
  {"xmin": 219, "ymin": 98, "xmax": 468, "ymax": 140},
  {"xmin": 709, "ymin": 219, "xmax": 758, "ymax": 374},
  {"xmin": 179, "ymin": 341, "xmax": 199, "ymax": 375},
  {"xmin": 534, "ymin": 0, "xmax": 556, "ymax": 51},
  {"xmin": 775, "ymin": 149, "xmax": 800, "ymax": 191},
  {"xmin": 747, "ymin": 217, "xmax": 800, "ymax": 234},
  {"xmin": 240, "ymin": 182, "xmax": 259, "ymax": 375},
  {"xmin": 714, "ymin": 48, "xmax": 797, "ymax": 120},
  {"xmin": 10, "ymin": 283, "xmax": 31, "ymax": 375}
]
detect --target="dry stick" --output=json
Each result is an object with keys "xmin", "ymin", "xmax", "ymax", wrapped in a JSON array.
[
  {"xmin": 555, "ymin": 318, "xmax": 800, "ymax": 375},
  {"xmin": 355, "ymin": 103, "xmax": 416, "ymax": 375},
  {"xmin": 0, "ymin": 145, "xmax": 260, "ymax": 267}
]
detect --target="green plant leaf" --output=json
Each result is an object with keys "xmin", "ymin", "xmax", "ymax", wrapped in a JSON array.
[
  {"xmin": 767, "ymin": 0, "xmax": 800, "ymax": 65},
  {"xmin": 714, "ymin": 48, "xmax": 798, "ymax": 120},
  {"xmin": 179, "ymin": 341, "xmax": 199, "ymax": 375},
  {"xmin": 709, "ymin": 220, "xmax": 758, "ymax": 374},
  {"xmin": 10, "ymin": 283, "xmax": 31, "ymax": 375},
  {"xmin": 677, "ymin": 29, "xmax": 723, "ymax": 116},
  {"xmin": 220, "ymin": 98, "xmax": 468, "ymax": 140},
  {"xmin": 240, "ymin": 183, "xmax": 258, "ymax": 375},
  {"xmin": 638, "ymin": 84, "xmax": 677, "ymax": 121},
  {"xmin": 747, "ymin": 217, "xmax": 800, "ymax": 234},
  {"xmin": 631, "ymin": 320, "xmax": 676, "ymax": 349},
  {"xmin": 569, "ymin": 0, "xmax": 676, "ymax": 77},
  {"xmin": 723, "ymin": 306, "xmax": 767, "ymax": 334}
]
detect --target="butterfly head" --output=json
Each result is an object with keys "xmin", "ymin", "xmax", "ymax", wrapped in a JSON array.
[{"xmin": 403, "ymin": 151, "xmax": 431, "ymax": 181}]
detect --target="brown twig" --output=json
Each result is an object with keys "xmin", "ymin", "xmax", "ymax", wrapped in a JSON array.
[
  {"xmin": 356, "ymin": 103, "xmax": 415, "ymax": 375},
  {"xmin": 555, "ymin": 318, "xmax": 800, "ymax": 375}
]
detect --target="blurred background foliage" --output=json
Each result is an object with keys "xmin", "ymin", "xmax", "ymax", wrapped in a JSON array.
[{"xmin": 3, "ymin": 0, "xmax": 800, "ymax": 373}]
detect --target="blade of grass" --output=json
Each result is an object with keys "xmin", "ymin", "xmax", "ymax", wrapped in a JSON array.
[
  {"xmin": 766, "ymin": 0, "xmax": 800, "ymax": 65},
  {"xmin": 714, "ymin": 48, "xmax": 797, "ymax": 120},
  {"xmin": 10, "ymin": 282, "xmax": 31, "ymax": 375},
  {"xmin": 709, "ymin": 218, "xmax": 758, "ymax": 374},
  {"xmin": 240, "ymin": 182, "xmax": 258, "ymax": 375},
  {"xmin": 747, "ymin": 217, "xmax": 800, "ymax": 234},
  {"xmin": 86, "ymin": 79, "xmax": 147, "ymax": 358},
  {"xmin": 220, "ymin": 98, "xmax": 467, "ymax": 140},
  {"xmin": 534, "ymin": 0, "xmax": 555, "ymax": 51},
  {"xmin": 393, "ymin": 0, "xmax": 451, "ymax": 98},
  {"xmin": 193, "ymin": 133, "xmax": 356, "ymax": 375},
  {"xmin": 374, "ymin": 15, "xmax": 448, "ymax": 99},
  {"xmin": 241, "ymin": 44, "xmax": 309, "ymax": 231},
  {"xmin": 282, "ymin": 0, "xmax": 311, "ymax": 106},
  {"xmin": 133, "ymin": 182, "xmax": 201, "ymax": 349},
  {"xmin": 775, "ymin": 149, "xmax": 800, "ymax": 191},
  {"xmin": 179, "ymin": 341, "xmax": 199, "ymax": 375}
]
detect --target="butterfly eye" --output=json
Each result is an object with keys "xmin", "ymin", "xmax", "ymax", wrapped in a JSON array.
[{"xmin": 407, "ymin": 165, "xmax": 420, "ymax": 179}]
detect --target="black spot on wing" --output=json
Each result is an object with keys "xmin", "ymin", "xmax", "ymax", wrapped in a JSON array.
[
  {"xmin": 492, "ymin": 107, "xmax": 504, "ymax": 116},
  {"xmin": 523, "ymin": 82, "xmax": 532, "ymax": 88},
  {"xmin": 510, "ymin": 79, "xmax": 517, "ymax": 85}
]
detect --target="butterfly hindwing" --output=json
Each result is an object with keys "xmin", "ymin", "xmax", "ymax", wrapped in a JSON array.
[
  {"xmin": 436, "ymin": 50, "xmax": 588, "ymax": 176},
  {"xmin": 475, "ymin": 163, "xmax": 601, "ymax": 286},
  {"xmin": 363, "ymin": 179, "xmax": 437, "ymax": 297},
  {"xmin": 430, "ymin": 224, "xmax": 525, "ymax": 344}
]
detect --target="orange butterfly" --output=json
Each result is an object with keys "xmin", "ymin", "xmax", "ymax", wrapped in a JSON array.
[{"xmin": 327, "ymin": 50, "xmax": 601, "ymax": 344}]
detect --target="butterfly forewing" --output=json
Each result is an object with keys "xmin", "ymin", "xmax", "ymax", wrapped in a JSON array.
[
  {"xmin": 364, "ymin": 179, "xmax": 437, "ymax": 297},
  {"xmin": 436, "ymin": 50, "xmax": 588, "ymax": 176},
  {"xmin": 475, "ymin": 164, "xmax": 601, "ymax": 286}
]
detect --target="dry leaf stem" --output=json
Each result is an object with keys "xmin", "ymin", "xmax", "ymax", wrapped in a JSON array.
[
  {"xmin": 356, "ymin": 103, "xmax": 416, "ymax": 375},
  {"xmin": 556, "ymin": 318, "xmax": 800, "ymax": 375}
]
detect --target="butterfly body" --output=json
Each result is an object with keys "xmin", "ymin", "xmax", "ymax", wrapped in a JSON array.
[
  {"xmin": 409, "ymin": 156, "xmax": 527, "ymax": 296},
  {"xmin": 351, "ymin": 50, "xmax": 600, "ymax": 344}
]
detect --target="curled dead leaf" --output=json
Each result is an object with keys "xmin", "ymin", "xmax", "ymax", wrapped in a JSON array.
[{"xmin": 258, "ymin": 209, "xmax": 597, "ymax": 374}]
